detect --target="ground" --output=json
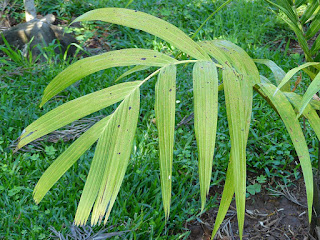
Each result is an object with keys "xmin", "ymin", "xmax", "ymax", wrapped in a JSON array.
[{"xmin": 187, "ymin": 178, "xmax": 309, "ymax": 240}]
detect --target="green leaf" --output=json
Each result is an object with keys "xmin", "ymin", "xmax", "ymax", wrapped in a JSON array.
[
  {"xmin": 223, "ymin": 66, "xmax": 248, "ymax": 239},
  {"xmin": 75, "ymin": 87, "xmax": 140, "ymax": 225},
  {"xmin": 284, "ymin": 92, "xmax": 320, "ymax": 140},
  {"xmin": 300, "ymin": 0, "xmax": 319, "ymax": 24},
  {"xmin": 193, "ymin": 61, "xmax": 218, "ymax": 210},
  {"xmin": 41, "ymin": 49, "xmax": 178, "ymax": 106},
  {"xmin": 17, "ymin": 81, "xmax": 141, "ymax": 149},
  {"xmin": 298, "ymin": 71, "xmax": 320, "ymax": 116},
  {"xmin": 155, "ymin": 65, "xmax": 176, "ymax": 218},
  {"xmin": 266, "ymin": 0, "xmax": 299, "ymax": 26},
  {"xmin": 33, "ymin": 115, "xmax": 111, "ymax": 204},
  {"xmin": 115, "ymin": 65, "xmax": 150, "ymax": 82},
  {"xmin": 200, "ymin": 40, "xmax": 255, "ymax": 240},
  {"xmin": 306, "ymin": 12, "xmax": 320, "ymax": 39},
  {"xmin": 311, "ymin": 33, "xmax": 320, "ymax": 55},
  {"xmin": 266, "ymin": 0, "xmax": 312, "ymax": 60},
  {"xmin": 254, "ymin": 59, "xmax": 289, "ymax": 90},
  {"xmin": 199, "ymin": 39, "xmax": 260, "ymax": 88},
  {"xmin": 211, "ymin": 156, "xmax": 235, "ymax": 239},
  {"xmin": 73, "ymin": 8, "xmax": 210, "ymax": 61},
  {"xmin": 257, "ymin": 82, "xmax": 313, "ymax": 222},
  {"xmin": 275, "ymin": 62, "xmax": 320, "ymax": 92}
]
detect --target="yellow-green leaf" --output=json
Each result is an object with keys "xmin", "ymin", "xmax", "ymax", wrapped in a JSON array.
[
  {"xmin": 211, "ymin": 156, "xmax": 235, "ymax": 239},
  {"xmin": 193, "ymin": 61, "xmax": 218, "ymax": 210},
  {"xmin": 115, "ymin": 65, "xmax": 150, "ymax": 82},
  {"xmin": 298, "ymin": 71, "xmax": 320, "ymax": 117},
  {"xmin": 284, "ymin": 92, "xmax": 320, "ymax": 140},
  {"xmin": 33, "ymin": 115, "xmax": 111, "ymax": 204},
  {"xmin": 275, "ymin": 62, "xmax": 320, "ymax": 92},
  {"xmin": 155, "ymin": 65, "xmax": 176, "ymax": 218},
  {"xmin": 75, "ymin": 87, "xmax": 140, "ymax": 225},
  {"xmin": 73, "ymin": 8, "xmax": 210, "ymax": 61},
  {"xmin": 92, "ymin": 87, "xmax": 140, "ymax": 225},
  {"xmin": 17, "ymin": 81, "xmax": 141, "ymax": 149},
  {"xmin": 223, "ymin": 66, "xmax": 247, "ymax": 239},
  {"xmin": 254, "ymin": 59, "xmax": 289, "ymax": 90},
  {"xmin": 257, "ymin": 82, "xmax": 313, "ymax": 222},
  {"xmin": 41, "ymin": 49, "xmax": 177, "ymax": 106}
]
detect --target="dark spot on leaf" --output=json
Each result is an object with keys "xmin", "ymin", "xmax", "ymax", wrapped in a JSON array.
[
  {"xmin": 169, "ymin": 89, "xmax": 172, "ymax": 92},
  {"xmin": 118, "ymin": 125, "xmax": 120, "ymax": 128},
  {"xmin": 135, "ymin": 10, "xmax": 138, "ymax": 12},
  {"xmin": 154, "ymin": 55, "xmax": 157, "ymax": 57},
  {"xmin": 118, "ymin": 152, "xmax": 121, "ymax": 155},
  {"xmin": 110, "ymin": 93, "xmax": 112, "ymax": 95},
  {"xmin": 141, "ymin": 58, "xmax": 146, "ymax": 60},
  {"xmin": 201, "ymin": 67, "xmax": 203, "ymax": 69},
  {"xmin": 129, "ymin": 106, "xmax": 132, "ymax": 110}
]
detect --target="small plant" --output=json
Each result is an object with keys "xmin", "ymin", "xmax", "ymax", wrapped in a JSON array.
[
  {"xmin": 256, "ymin": 175, "xmax": 267, "ymax": 184},
  {"xmin": 16, "ymin": 7, "xmax": 320, "ymax": 239},
  {"xmin": 246, "ymin": 175, "xmax": 266, "ymax": 197},
  {"xmin": 246, "ymin": 184, "xmax": 261, "ymax": 197}
]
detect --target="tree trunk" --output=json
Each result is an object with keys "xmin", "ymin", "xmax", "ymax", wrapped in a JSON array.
[{"xmin": 23, "ymin": 0, "xmax": 36, "ymax": 22}]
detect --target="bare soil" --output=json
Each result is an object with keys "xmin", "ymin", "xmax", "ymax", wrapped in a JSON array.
[{"xmin": 186, "ymin": 178, "xmax": 310, "ymax": 240}]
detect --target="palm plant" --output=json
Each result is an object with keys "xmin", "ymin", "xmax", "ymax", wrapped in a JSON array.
[{"xmin": 16, "ymin": 7, "xmax": 320, "ymax": 239}]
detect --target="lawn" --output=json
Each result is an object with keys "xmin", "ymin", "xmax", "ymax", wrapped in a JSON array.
[{"xmin": 0, "ymin": 0, "xmax": 317, "ymax": 239}]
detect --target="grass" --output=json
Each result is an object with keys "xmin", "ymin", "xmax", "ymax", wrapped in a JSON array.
[{"xmin": 0, "ymin": 0, "xmax": 318, "ymax": 239}]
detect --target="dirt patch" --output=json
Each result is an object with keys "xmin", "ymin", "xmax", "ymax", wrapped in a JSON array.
[{"xmin": 186, "ymin": 178, "xmax": 310, "ymax": 240}]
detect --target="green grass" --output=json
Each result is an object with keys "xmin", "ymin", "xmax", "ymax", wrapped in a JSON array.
[{"xmin": 0, "ymin": 0, "xmax": 317, "ymax": 239}]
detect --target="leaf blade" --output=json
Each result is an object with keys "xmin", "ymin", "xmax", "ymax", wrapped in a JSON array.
[
  {"xmin": 73, "ymin": 8, "xmax": 210, "ymax": 61},
  {"xmin": 41, "ymin": 49, "xmax": 178, "ymax": 106},
  {"xmin": 155, "ymin": 65, "xmax": 176, "ymax": 218},
  {"xmin": 223, "ymin": 66, "xmax": 248, "ymax": 238},
  {"xmin": 90, "ymin": 87, "xmax": 140, "ymax": 225},
  {"xmin": 17, "ymin": 81, "xmax": 141, "ymax": 149},
  {"xmin": 257, "ymin": 82, "xmax": 313, "ymax": 222},
  {"xmin": 298, "ymin": 71, "xmax": 320, "ymax": 116},
  {"xmin": 193, "ymin": 61, "xmax": 218, "ymax": 210},
  {"xmin": 276, "ymin": 62, "xmax": 320, "ymax": 91},
  {"xmin": 33, "ymin": 115, "xmax": 111, "ymax": 204}
]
